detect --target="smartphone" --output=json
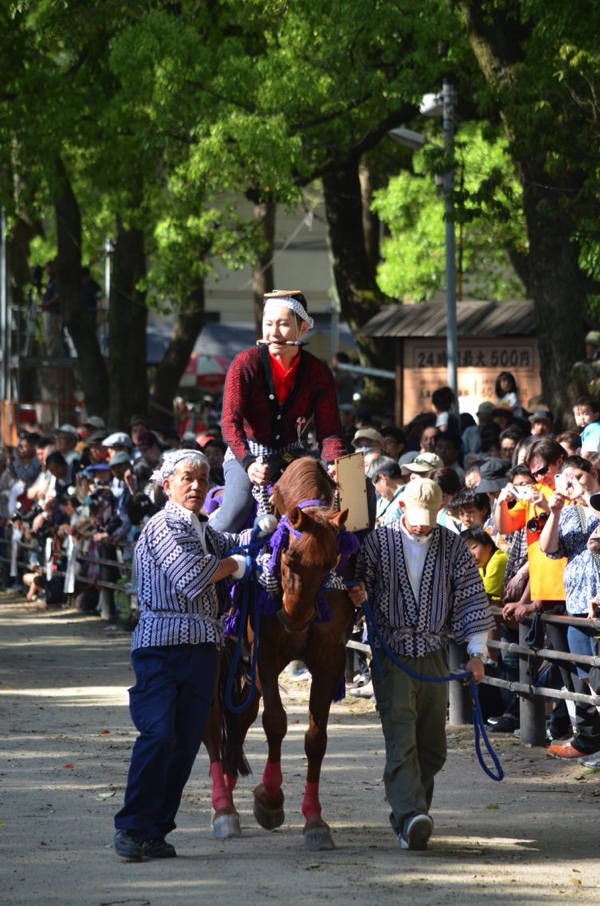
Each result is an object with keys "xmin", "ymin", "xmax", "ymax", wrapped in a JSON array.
[
  {"xmin": 512, "ymin": 484, "xmax": 533, "ymax": 500},
  {"xmin": 554, "ymin": 473, "xmax": 570, "ymax": 496}
]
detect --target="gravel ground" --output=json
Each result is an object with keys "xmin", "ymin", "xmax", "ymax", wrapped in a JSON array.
[{"xmin": 1, "ymin": 592, "xmax": 600, "ymax": 906}]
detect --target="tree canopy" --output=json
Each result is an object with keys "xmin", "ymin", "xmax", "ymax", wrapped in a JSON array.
[{"xmin": 1, "ymin": 0, "xmax": 599, "ymax": 422}]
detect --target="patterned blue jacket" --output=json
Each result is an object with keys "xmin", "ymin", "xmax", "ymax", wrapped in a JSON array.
[
  {"xmin": 357, "ymin": 521, "xmax": 493, "ymax": 658},
  {"xmin": 132, "ymin": 500, "xmax": 248, "ymax": 650}
]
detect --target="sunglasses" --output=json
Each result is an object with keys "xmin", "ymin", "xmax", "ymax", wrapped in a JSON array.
[
  {"xmin": 530, "ymin": 463, "xmax": 550, "ymax": 478},
  {"xmin": 526, "ymin": 512, "xmax": 549, "ymax": 533}
]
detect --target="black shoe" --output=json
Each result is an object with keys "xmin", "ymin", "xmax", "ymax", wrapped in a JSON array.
[
  {"xmin": 142, "ymin": 838, "xmax": 177, "ymax": 859},
  {"xmin": 486, "ymin": 715, "xmax": 503, "ymax": 726},
  {"xmin": 487, "ymin": 714, "xmax": 519, "ymax": 733},
  {"xmin": 114, "ymin": 829, "xmax": 143, "ymax": 861}
]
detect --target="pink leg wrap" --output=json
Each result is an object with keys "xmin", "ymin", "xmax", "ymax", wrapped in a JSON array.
[
  {"xmin": 301, "ymin": 781, "xmax": 322, "ymax": 821},
  {"xmin": 224, "ymin": 773, "xmax": 237, "ymax": 794},
  {"xmin": 210, "ymin": 762, "xmax": 233, "ymax": 812},
  {"xmin": 262, "ymin": 759, "xmax": 283, "ymax": 798}
]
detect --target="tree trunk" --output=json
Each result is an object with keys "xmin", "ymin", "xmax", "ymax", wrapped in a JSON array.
[
  {"xmin": 458, "ymin": 2, "xmax": 587, "ymax": 424},
  {"xmin": 53, "ymin": 157, "xmax": 109, "ymax": 419},
  {"xmin": 520, "ymin": 164, "xmax": 587, "ymax": 420},
  {"xmin": 148, "ymin": 281, "xmax": 206, "ymax": 429},
  {"xmin": 359, "ymin": 157, "xmax": 381, "ymax": 274},
  {"xmin": 251, "ymin": 200, "xmax": 276, "ymax": 337},
  {"xmin": 107, "ymin": 215, "xmax": 148, "ymax": 427},
  {"xmin": 322, "ymin": 158, "xmax": 393, "ymax": 409}
]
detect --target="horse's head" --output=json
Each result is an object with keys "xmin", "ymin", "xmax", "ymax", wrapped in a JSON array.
[{"xmin": 278, "ymin": 505, "xmax": 348, "ymax": 633}]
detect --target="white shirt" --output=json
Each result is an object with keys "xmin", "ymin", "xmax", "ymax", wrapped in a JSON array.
[{"xmin": 399, "ymin": 516, "xmax": 434, "ymax": 600}]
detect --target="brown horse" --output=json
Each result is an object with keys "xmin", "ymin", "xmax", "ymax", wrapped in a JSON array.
[{"xmin": 203, "ymin": 456, "xmax": 358, "ymax": 851}]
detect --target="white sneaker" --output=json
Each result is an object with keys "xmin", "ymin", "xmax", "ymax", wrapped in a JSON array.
[
  {"xmin": 348, "ymin": 680, "xmax": 374, "ymax": 697},
  {"xmin": 398, "ymin": 814, "xmax": 433, "ymax": 851}
]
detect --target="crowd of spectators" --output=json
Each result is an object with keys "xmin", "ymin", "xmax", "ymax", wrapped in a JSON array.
[{"xmin": 0, "ymin": 412, "xmax": 225, "ymax": 624}]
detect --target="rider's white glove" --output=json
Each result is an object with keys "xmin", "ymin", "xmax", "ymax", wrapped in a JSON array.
[
  {"xmin": 253, "ymin": 513, "xmax": 279, "ymax": 538},
  {"xmin": 230, "ymin": 554, "xmax": 247, "ymax": 580}
]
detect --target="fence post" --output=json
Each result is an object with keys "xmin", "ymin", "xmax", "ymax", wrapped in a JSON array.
[
  {"xmin": 448, "ymin": 639, "xmax": 472, "ymax": 725},
  {"xmin": 518, "ymin": 622, "xmax": 546, "ymax": 746}
]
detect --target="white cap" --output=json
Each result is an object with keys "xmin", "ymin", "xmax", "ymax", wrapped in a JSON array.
[
  {"xmin": 85, "ymin": 415, "xmax": 106, "ymax": 429},
  {"xmin": 56, "ymin": 423, "xmax": 79, "ymax": 437},
  {"xmin": 102, "ymin": 431, "xmax": 133, "ymax": 448}
]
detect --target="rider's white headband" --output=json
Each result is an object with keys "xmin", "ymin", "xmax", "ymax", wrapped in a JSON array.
[
  {"xmin": 263, "ymin": 293, "xmax": 314, "ymax": 330},
  {"xmin": 151, "ymin": 449, "xmax": 208, "ymax": 487}
]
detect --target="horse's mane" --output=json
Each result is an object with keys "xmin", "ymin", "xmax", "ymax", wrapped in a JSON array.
[{"xmin": 271, "ymin": 456, "xmax": 337, "ymax": 515}]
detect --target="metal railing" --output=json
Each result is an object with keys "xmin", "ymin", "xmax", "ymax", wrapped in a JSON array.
[{"xmin": 348, "ymin": 609, "xmax": 600, "ymax": 748}]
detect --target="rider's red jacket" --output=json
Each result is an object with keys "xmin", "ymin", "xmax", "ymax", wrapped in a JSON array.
[{"xmin": 221, "ymin": 344, "xmax": 346, "ymax": 472}]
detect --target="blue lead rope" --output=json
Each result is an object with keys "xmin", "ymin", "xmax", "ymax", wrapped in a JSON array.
[
  {"xmin": 348, "ymin": 582, "xmax": 504, "ymax": 782},
  {"xmin": 223, "ymin": 529, "xmax": 265, "ymax": 714}
]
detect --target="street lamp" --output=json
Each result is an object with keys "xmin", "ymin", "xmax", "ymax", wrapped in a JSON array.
[{"xmin": 387, "ymin": 77, "xmax": 458, "ymax": 396}]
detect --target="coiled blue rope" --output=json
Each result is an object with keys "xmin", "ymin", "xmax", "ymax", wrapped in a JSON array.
[{"xmin": 347, "ymin": 581, "xmax": 504, "ymax": 782}]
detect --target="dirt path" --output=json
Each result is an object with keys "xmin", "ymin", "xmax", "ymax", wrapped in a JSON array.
[{"xmin": 1, "ymin": 591, "xmax": 600, "ymax": 906}]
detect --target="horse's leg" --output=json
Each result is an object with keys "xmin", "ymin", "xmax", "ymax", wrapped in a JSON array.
[
  {"xmin": 301, "ymin": 644, "xmax": 347, "ymax": 851},
  {"xmin": 203, "ymin": 689, "xmax": 243, "ymax": 840},
  {"xmin": 253, "ymin": 661, "xmax": 288, "ymax": 831}
]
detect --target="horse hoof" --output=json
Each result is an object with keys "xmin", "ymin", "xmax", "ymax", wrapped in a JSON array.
[
  {"xmin": 253, "ymin": 786, "xmax": 285, "ymax": 830},
  {"xmin": 303, "ymin": 820, "xmax": 335, "ymax": 852},
  {"xmin": 212, "ymin": 809, "xmax": 242, "ymax": 840}
]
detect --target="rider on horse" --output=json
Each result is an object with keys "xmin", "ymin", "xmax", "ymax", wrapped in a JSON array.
[{"xmin": 209, "ymin": 290, "xmax": 347, "ymax": 533}]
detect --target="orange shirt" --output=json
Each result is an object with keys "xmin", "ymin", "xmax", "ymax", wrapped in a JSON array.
[{"xmin": 509, "ymin": 484, "xmax": 566, "ymax": 601}]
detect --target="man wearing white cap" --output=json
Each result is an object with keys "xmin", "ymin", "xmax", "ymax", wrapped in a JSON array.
[
  {"xmin": 55, "ymin": 424, "xmax": 81, "ymax": 468},
  {"xmin": 401, "ymin": 451, "xmax": 443, "ymax": 480},
  {"xmin": 348, "ymin": 478, "xmax": 493, "ymax": 852}
]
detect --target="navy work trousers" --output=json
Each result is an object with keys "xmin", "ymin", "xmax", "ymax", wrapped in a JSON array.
[{"xmin": 114, "ymin": 642, "xmax": 217, "ymax": 840}]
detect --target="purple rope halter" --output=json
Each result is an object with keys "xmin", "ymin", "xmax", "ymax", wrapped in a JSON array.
[{"xmin": 267, "ymin": 498, "xmax": 330, "ymax": 572}]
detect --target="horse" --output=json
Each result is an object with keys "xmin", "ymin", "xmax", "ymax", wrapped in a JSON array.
[{"xmin": 203, "ymin": 456, "xmax": 360, "ymax": 851}]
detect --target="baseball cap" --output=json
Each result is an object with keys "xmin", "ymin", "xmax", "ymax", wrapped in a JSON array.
[
  {"xmin": 476, "ymin": 457, "xmax": 510, "ymax": 493},
  {"xmin": 351, "ymin": 428, "xmax": 384, "ymax": 447},
  {"xmin": 528, "ymin": 409, "xmax": 552, "ymax": 424},
  {"xmin": 109, "ymin": 451, "xmax": 131, "ymax": 467},
  {"xmin": 102, "ymin": 432, "xmax": 133, "ymax": 448},
  {"xmin": 402, "ymin": 478, "xmax": 442, "ymax": 527},
  {"xmin": 585, "ymin": 330, "xmax": 600, "ymax": 347},
  {"xmin": 402, "ymin": 452, "xmax": 443, "ymax": 475},
  {"xmin": 85, "ymin": 415, "xmax": 106, "ymax": 429},
  {"xmin": 56, "ymin": 423, "xmax": 79, "ymax": 437},
  {"xmin": 477, "ymin": 401, "xmax": 495, "ymax": 417}
]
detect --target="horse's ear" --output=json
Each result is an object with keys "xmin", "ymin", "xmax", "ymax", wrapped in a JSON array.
[
  {"xmin": 288, "ymin": 505, "xmax": 309, "ymax": 531},
  {"xmin": 332, "ymin": 508, "xmax": 349, "ymax": 529}
]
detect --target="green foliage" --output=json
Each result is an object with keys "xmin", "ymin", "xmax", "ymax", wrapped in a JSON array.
[{"xmin": 373, "ymin": 123, "xmax": 526, "ymax": 302}]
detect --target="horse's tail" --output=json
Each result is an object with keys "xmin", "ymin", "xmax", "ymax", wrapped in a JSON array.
[{"xmin": 218, "ymin": 637, "xmax": 252, "ymax": 778}]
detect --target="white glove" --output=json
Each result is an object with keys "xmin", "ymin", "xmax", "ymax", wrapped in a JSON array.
[
  {"xmin": 230, "ymin": 554, "xmax": 247, "ymax": 580},
  {"xmin": 253, "ymin": 513, "xmax": 279, "ymax": 538}
]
